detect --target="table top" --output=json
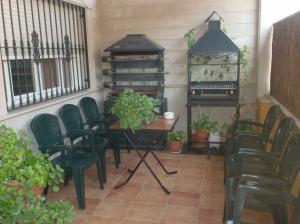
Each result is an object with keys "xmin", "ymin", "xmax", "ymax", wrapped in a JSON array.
[{"xmin": 110, "ymin": 115, "xmax": 179, "ymax": 132}]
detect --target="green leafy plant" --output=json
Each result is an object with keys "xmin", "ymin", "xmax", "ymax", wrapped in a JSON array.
[
  {"xmin": 0, "ymin": 185, "xmax": 74, "ymax": 224},
  {"xmin": 184, "ymin": 28, "xmax": 197, "ymax": 49},
  {"xmin": 192, "ymin": 114, "xmax": 218, "ymax": 132},
  {"xmin": 167, "ymin": 131, "xmax": 186, "ymax": 143},
  {"xmin": 0, "ymin": 125, "xmax": 63, "ymax": 192},
  {"xmin": 110, "ymin": 89, "xmax": 160, "ymax": 130}
]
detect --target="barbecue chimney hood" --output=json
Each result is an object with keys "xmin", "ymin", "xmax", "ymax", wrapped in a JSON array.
[
  {"xmin": 189, "ymin": 12, "xmax": 240, "ymax": 54},
  {"xmin": 104, "ymin": 34, "xmax": 164, "ymax": 53}
]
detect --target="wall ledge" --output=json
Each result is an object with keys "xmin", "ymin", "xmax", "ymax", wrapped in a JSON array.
[
  {"xmin": 266, "ymin": 94, "xmax": 300, "ymax": 128},
  {"xmin": 0, "ymin": 87, "xmax": 104, "ymax": 122}
]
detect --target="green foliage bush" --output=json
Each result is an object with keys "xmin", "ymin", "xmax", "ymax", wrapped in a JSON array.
[
  {"xmin": 167, "ymin": 131, "xmax": 186, "ymax": 143},
  {"xmin": 110, "ymin": 89, "xmax": 160, "ymax": 130},
  {"xmin": 0, "ymin": 125, "xmax": 74, "ymax": 224},
  {"xmin": 192, "ymin": 114, "xmax": 218, "ymax": 132}
]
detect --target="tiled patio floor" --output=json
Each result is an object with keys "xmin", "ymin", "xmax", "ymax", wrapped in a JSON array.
[{"xmin": 47, "ymin": 150, "xmax": 274, "ymax": 224}]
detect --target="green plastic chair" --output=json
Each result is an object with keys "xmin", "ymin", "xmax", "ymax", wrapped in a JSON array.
[
  {"xmin": 224, "ymin": 105, "xmax": 281, "ymax": 183},
  {"xmin": 30, "ymin": 114, "xmax": 104, "ymax": 210},
  {"xmin": 79, "ymin": 97, "xmax": 120, "ymax": 169},
  {"xmin": 225, "ymin": 134, "xmax": 300, "ymax": 223},
  {"xmin": 225, "ymin": 105, "xmax": 281, "ymax": 157},
  {"xmin": 59, "ymin": 104, "xmax": 110, "ymax": 183},
  {"xmin": 226, "ymin": 117, "xmax": 294, "ymax": 180}
]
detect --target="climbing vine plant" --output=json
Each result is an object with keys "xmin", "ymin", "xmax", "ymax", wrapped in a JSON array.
[{"xmin": 184, "ymin": 24, "xmax": 250, "ymax": 82}]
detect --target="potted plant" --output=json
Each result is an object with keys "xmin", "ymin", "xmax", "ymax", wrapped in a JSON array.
[
  {"xmin": 110, "ymin": 89, "xmax": 160, "ymax": 131},
  {"xmin": 0, "ymin": 125, "xmax": 74, "ymax": 223},
  {"xmin": 0, "ymin": 185, "xmax": 75, "ymax": 224},
  {"xmin": 167, "ymin": 131, "xmax": 185, "ymax": 153},
  {"xmin": 192, "ymin": 114, "xmax": 218, "ymax": 141},
  {"xmin": 0, "ymin": 125, "xmax": 64, "ymax": 195}
]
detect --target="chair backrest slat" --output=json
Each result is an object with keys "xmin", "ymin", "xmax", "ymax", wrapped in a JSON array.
[
  {"xmin": 30, "ymin": 114, "xmax": 64, "ymax": 155},
  {"xmin": 59, "ymin": 104, "xmax": 85, "ymax": 141},
  {"xmin": 261, "ymin": 105, "xmax": 281, "ymax": 138},
  {"xmin": 79, "ymin": 97, "xmax": 100, "ymax": 127}
]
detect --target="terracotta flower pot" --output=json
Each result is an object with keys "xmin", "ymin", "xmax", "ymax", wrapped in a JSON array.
[
  {"xmin": 7, "ymin": 182, "xmax": 44, "ymax": 196},
  {"xmin": 168, "ymin": 141, "xmax": 183, "ymax": 153},
  {"xmin": 32, "ymin": 186, "xmax": 44, "ymax": 196},
  {"xmin": 194, "ymin": 129, "xmax": 209, "ymax": 141}
]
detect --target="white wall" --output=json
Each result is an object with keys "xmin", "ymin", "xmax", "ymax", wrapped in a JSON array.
[{"xmin": 257, "ymin": 0, "xmax": 300, "ymax": 96}]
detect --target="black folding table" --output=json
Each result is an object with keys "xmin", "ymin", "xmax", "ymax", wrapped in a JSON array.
[{"xmin": 110, "ymin": 115, "xmax": 179, "ymax": 194}]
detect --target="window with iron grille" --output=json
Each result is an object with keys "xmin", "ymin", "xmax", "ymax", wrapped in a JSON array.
[{"xmin": 0, "ymin": 0, "xmax": 90, "ymax": 111}]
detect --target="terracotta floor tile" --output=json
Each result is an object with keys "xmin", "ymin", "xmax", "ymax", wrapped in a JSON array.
[
  {"xmin": 198, "ymin": 208, "xmax": 223, "ymax": 224},
  {"xmin": 123, "ymin": 220, "xmax": 159, "ymax": 224},
  {"xmin": 161, "ymin": 205, "xmax": 198, "ymax": 224},
  {"xmin": 47, "ymin": 152, "xmax": 267, "ymax": 224},
  {"xmin": 176, "ymin": 168, "xmax": 204, "ymax": 180},
  {"xmin": 72, "ymin": 198, "xmax": 102, "ymax": 215},
  {"xmin": 117, "ymin": 172, "xmax": 147, "ymax": 187},
  {"xmin": 180, "ymin": 158, "xmax": 207, "ymax": 169},
  {"xmin": 72, "ymin": 214, "xmax": 90, "ymax": 224},
  {"xmin": 126, "ymin": 202, "xmax": 165, "ymax": 221},
  {"xmin": 168, "ymin": 191, "xmax": 201, "ymax": 207},
  {"xmin": 201, "ymin": 180, "xmax": 224, "ymax": 194},
  {"xmin": 242, "ymin": 209, "xmax": 274, "ymax": 224},
  {"xmin": 93, "ymin": 199, "xmax": 132, "ymax": 218},
  {"xmin": 174, "ymin": 177, "xmax": 202, "ymax": 193},
  {"xmin": 157, "ymin": 158, "xmax": 182, "ymax": 168},
  {"xmin": 135, "ymin": 187, "xmax": 169, "ymax": 204},
  {"xmin": 199, "ymin": 193, "xmax": 225, "ymax": 210},
  {"xmin": 87, "ymin": 216, "xmax": 123, "ymax": 224},
  {"xmin": 105, "ymin": 185, "xmax": 141, "ymax": 201}
]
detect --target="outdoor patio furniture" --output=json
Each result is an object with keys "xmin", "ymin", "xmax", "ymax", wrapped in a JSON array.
[
  {"xmin": 30, "ymin": 113, "xmax": 105, "ymax": 210},
  {"xmin": 59, "ymin": 104, "xmax": 110, "ymax": 183},
  {"xmin": 110, "ymin": 115, "xmax": 179, "ymax": 194},
  {"xmin": 79, "ymin": 96, "xmax": 121, "ymax": 169},
  {"xmin": 226, "ymin": 117, "xmax": 294, "ymax": 181},
  {"xmin": 224, "ymin": 105, "xmax": 281, "ymax": 182},
  {"xmin": 224, "ymin": 134, "xmax": 300, "ymax": 222}
]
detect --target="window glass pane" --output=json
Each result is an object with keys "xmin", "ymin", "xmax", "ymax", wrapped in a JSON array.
[
  {"xmin": 10, "ymin": 59, "xmax": 34, "ymax": 96},
  {"xmin": 41, "ymin": 59, "xmax": 58, "ymax": 89}
]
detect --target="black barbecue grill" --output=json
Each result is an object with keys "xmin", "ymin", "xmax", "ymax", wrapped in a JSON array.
[
  {"xmin": 102, "ymin": 34, "xmax": 168, "ymax": 149},
  {"xmin": 187, "ymin": 12, "xmax": 241, "ymax": 151}
]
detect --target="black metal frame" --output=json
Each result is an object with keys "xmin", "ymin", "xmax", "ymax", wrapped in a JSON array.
[
  {"xmin": 0, "ymin": 0, "xmax": 90, "ymax": 111},
  {"xmin": 114, "ymin": 130, "xmax": 177, "ymax": 194},
  {"xmin": 186, "ymin": 13, "xmax": 241, "ymax": 152}
]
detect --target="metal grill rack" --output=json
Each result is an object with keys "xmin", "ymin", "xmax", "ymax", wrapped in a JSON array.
[
  {"xmin": 102, "ymin": 34, "xmax": 168, "ymax": 150},
  {"xmin": 187, "ymin": 12, "xmax": 241, "ymax": 152}
]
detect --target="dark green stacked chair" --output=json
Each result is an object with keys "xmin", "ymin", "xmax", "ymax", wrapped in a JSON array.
[
  {"xmin": 224, "ymin": 105, "xmax": 281, "ymax": 182},
  {"xmin": 79, "ymin": 97, "xmax": 120, "ymax": 169},
  {"xmin": 226, "ymin": 117, "xmax": 294, "ymax": 181},
  {"xmin": 59, "ymin": 104, "xmax": 110, "ymax": 183},
  {"xmin": 225, "ymin": 105, "xmax": 281, "ymax": 157},
  {"xmin": 30, "ymin": 114, "xmax": 104, "ymax": 210},
  {"xmin": 225, "ymin": 134, "xmax": 300, "ymax": 223}
]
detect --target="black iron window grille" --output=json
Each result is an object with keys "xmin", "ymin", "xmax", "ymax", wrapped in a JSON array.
[{"xmin": 0, "ymin": 0, "xmax": 90, "ymax": 111}]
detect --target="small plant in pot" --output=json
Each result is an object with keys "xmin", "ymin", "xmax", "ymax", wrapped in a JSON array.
[
  {"xmin": 0, "ymin": 125, "xmax": 64, "ymax": 196},
  {"xmin": 192, "ymin": 114, "xmax": 218, "ymax": 142},
  {"xmin": 110, "ymin": 88, "xmax": 160, "ymax": 131},
  {"xmin": 167, "ymin": 131, "xmax": 186, "ymax": 153}
]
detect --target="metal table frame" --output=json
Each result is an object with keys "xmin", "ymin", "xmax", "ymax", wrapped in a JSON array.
[{"xmin": 110, "ymin": 115, "xmax": 179, "ymax": 194}]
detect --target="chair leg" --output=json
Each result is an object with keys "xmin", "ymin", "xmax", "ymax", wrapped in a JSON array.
[
  {"xmin": 271, "ymin": 204, "xmax": 288, "ymax": 224},
  {"xmin": 72, "ymin": 167, "xmax": 86, "ymax": 210},
  {"xmin": 64, "ymin": 167, "xmax": 72, "ymax": 186},
  {"xmin": 112, "ymin": 140, "xmax": 121, "ymax": 168},
  {"xmin": 99, "ymin": 149, "xmax": 107, "ymax": 183},
  {"xmin": 96, "ymin": 161, "xmax": 104, "ymax": 190}
]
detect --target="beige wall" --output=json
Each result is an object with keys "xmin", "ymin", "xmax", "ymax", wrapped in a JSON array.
[{"xmin": 97, "ymin": 0, "xmax": 259, "ymax": 131}]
